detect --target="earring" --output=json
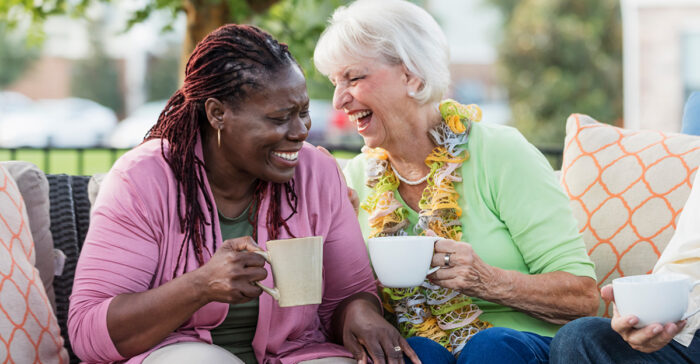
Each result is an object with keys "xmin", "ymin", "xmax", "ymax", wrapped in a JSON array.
[
  {"xmin": 217, "ymin": 128, "xmax": 221, "ymax": 148},
  {"xmin": 408, "ymin": 90, "xmax": 416, "ymax": 97}
]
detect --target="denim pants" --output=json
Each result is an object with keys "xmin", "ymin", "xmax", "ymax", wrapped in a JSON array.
[
  {"xmin": 405, "ymin": 327, "xmax": 553, "ymax": 364},
  {"xmin": 549, "ymin": 317, "xmax": 700, "ymax": 364}
]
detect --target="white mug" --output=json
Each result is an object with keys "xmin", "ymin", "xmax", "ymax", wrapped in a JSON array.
[
  {"xmin": 254, "ymin": 236, "xmax": 323, "ymax": 307},
  {"xmin": 613, "ymin": 273, "xmax": 700, "ymax": 328},
  {"xmin": 367, "ymin": 236, "xmax": 440, "ymax": 288}
]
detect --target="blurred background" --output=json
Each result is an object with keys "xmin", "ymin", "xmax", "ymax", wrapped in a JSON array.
[{"xmin": 0, "ymin": 0, "xmax": 699, "ymax": 174}]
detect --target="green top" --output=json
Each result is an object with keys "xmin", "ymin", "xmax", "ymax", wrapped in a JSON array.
[
  {"xmin": 210, "ymin": 204, "xmax": 258, "ymax": 363},
  {"xmin": 343, "ymin": 121, "xmax": 596, "ymax": 337}
]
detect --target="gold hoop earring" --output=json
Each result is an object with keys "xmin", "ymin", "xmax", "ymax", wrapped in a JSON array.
[{"xmin": 217, "ymin": 128, "xmax": 221, "ymax": 148}]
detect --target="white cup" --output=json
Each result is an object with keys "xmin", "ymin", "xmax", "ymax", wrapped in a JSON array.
[
  {"xmin": 367, "ymin": 236, "xmax": 440, "ymax": 288},
  {"xmin": 613, "ymin": 273, "xmax": 700, "ymax": 328},
  {"xmin": 254, "ymin": 236, "xmax": 323, "ymax": 307}
]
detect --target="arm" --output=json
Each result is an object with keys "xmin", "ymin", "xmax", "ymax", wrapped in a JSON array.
[
  {"xmin": 314, "ymin": 152, "xmax": 419, "ymax": 364},
  {"xmin": 69, "ymin": 167, "xmax": 266, "ymax": 361},
  {"xmin": 431, "ymin": 241, "xmax": 598, "ymax": 324},
  {"xmin": 106, "ymin": 238, "xmax": 265, "ymax": 357},
  {"xmin": 431, "ymin": 127, "xmax": 598, "ymax": 324}
]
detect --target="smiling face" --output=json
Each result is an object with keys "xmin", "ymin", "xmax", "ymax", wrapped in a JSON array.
[
  {"xmin": 329, "ymin": 58, "xmax": 421, "ymax": 150},
  {"xmin": 214, "ymin": 64, "xmax": 311, "ymax": 185}
]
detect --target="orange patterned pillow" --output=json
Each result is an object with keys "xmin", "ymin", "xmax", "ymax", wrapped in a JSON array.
[
  {"xmin": 561, "ymin": 114, "xmax": 700, "ymax": 316},
  {"xmin": 0, "ymin": 165, "xmax": 69, "ymax": 363}
]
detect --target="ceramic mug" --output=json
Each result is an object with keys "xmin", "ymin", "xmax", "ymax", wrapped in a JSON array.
[
  {"xmin": 254, "ymin": 236, "xmax": 323, "ymax": 307},
  {"xmin": 613, "ymin": 273, "xmax": 700, "ymax": 328},
  {"xmin": 367, "ymin": 235, "xmax": 440, "ymax": 288}
]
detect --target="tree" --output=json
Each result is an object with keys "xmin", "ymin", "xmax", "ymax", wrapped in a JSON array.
[
  {"xmin": 0, "ymin": 23, "xmax": 39, "ymax": 88},
  {"xmin": 486, "ymin": 0, "xmax": 623, "ymax": 146}
]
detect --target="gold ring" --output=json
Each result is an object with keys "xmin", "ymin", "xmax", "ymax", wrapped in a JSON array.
[
  {"xmin": 393, "ymin": 346, "xmax": 402, "ymax": 352},
  {"xmin": 444, "ymin": 252, "xmax": 451, "ymax": 267}
]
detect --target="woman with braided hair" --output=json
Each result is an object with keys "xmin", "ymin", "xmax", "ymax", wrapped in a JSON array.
[
  {"xmin": 313, "ymin": 1, "xmax": 599, "ymax": 363},
  {"xmin": 68, "ymin": 24, "xmax": 419, "ymax": 364}
]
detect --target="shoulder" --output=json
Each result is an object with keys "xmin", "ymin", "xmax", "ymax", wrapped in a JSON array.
[
  {"xmin": 469, "ymin": 122, "xmax": 544, "ymax": 165},
  {"xmin": 111, "ymin": 139, "xmax": 174, "ymax": 180}
]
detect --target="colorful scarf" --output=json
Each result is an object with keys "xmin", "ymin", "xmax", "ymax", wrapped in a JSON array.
[{"xmin": 362, "ymin": 99, "xmax": 492, "ymax": 355}]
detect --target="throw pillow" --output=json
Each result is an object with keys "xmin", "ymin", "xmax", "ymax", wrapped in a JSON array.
[
  {"xmin": 561, "ymin": 114, "xmax": 700, "ymax": 316},
  {"xmin": 1, "ymin": 161, "xmax": 56, "ymax": 311},
  {"xmin": 0, "ymin": 164, "xmax": 69, "ymax": 363}
]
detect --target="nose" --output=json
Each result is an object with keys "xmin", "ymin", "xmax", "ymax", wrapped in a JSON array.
[
  {"xmin": 332, "ymin": 84, "xmax": 351, "ymax": 111},
  {"xmin": 288, "ymin": 115, "xmax": 309, "ymax": 141}
]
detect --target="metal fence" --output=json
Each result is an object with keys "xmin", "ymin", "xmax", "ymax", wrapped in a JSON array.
[{"xmin": 0, "ymin": 144, "xmax": 565, "ymax": 175}]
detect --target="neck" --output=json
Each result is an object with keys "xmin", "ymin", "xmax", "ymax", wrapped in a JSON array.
[
  {"xmin": 201, "ymin": 131, "xmax": 257, "ymax": 207},
  {"xmin": 384, "ymin": 105, "xmax": 441, "ymax": 180}
]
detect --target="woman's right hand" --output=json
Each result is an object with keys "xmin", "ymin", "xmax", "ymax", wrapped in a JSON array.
[
  {"xmin": 603, "ymin": 284, "xmax": 685, "ymax": 353},
  {"xmin": 197, "ymin": 236, "xmax": 268, "ymax": 304}
]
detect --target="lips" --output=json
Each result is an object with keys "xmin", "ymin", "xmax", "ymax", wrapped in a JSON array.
[
  {"xmin": 348, "ymin": 110, "xmax": 373, "ymax": 133},
  {"xmin": 272, "ymin": 151, "xmax": 299, "ymax": 161}
]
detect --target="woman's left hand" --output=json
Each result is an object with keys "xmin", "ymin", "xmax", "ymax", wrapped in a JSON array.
[
  {"xmin": 429, "ymin": 238, "xmax": 496, "ymax": 298},
  {"xmin": 339, "ymin": 295, "xmax": 421, "ymax": 364}
]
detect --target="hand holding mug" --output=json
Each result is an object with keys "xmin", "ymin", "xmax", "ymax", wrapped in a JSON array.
[
  {"xmin": 429, "ymin": 238, "xmax": 495, "ymax": 297},
  {"xmin": 198, "ymin": 236, "xmax": 267, "ymax": 304},
  {"xmin": 608, "ymin": 273, "xmax": 698, "ymax": 353}
]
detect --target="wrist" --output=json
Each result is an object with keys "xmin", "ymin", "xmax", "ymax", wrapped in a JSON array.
[
  {"xmin": 183, "ymin": 268, "xmax": 212, "ymax": 307},
  {"xmin": 480, "ymin": 266, "xmax": 515, "ymax": 302}
]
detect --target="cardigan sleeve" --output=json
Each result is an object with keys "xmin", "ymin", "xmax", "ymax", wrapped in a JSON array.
[
  {"xmin": 68, "ymin": 166, "xmax": 163, "ymax": 363},
  {"xmin": 316, "ymin": 153, "xmax": 379, "ymax": 335}
]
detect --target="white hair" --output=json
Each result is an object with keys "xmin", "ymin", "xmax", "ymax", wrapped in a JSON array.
[{"xmin": 313, "ymin": 0, "xmax": 450, "ymax": 104}]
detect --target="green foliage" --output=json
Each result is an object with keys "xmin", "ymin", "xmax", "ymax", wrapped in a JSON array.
[
  {"xmin": 253, "ymin": 0, "xmax": 350, "ymax": 99},
  {"xmin": 490, "ymin": 0, "xmax": 622, "ymax": 146},
  {"xmin": 71, "ymin": 22, "xmax": 125, "ymax": 116},
  {"xmin": 145, "ymin": 48, "xmax": 180, "ymax": 101},
  {"xmin": 0, "ymin": 23, "xmax": 40, "ymax": 87}
]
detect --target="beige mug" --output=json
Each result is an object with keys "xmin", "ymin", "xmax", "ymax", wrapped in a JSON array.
[{"xmin": 254, "ymin": 236, "xmax": 323, "ymax": 307}]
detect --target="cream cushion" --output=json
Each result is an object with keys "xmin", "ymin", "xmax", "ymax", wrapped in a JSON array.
[
  {"xmin": 0, "ymin": 164, "xmax": 69, "ymax": 363},
  {"xmin": 1, "ymin": 161, "xmax": 56, "ymax": 311},
  {"xmin": 561, "ymin": 114, "xmax": 700, "ymax": 315}
]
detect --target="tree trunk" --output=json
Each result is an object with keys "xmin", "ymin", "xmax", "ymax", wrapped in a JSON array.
[{"xmin": 179, "ymin": 0, "xmax": 279, "ymax": 83}]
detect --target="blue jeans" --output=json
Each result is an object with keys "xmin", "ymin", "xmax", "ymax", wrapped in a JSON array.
[
  {"xmin": 404, "ymin": 328, "xmax": 553, "ymax": 364},
  {"xmin": 550, "ymin": 317, "xmax": 700, "ymax": 364}
]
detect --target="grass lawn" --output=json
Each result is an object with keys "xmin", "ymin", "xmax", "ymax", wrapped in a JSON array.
[
  {"xmin": 0, "ymin": 149, "xmax": 129, "ymax": 175},
  {"xmin": 1, "ymin": 148, "xmax": 360, "ymax": 175}
]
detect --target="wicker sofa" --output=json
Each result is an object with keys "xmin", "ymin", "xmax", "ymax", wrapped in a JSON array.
[{"xmin": 3, "ymin": 112, "xmax": 700, "ymax": 363}]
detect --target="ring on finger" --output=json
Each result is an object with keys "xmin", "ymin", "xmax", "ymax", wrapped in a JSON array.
[
  {"xmin": 443, "ymin": 252, "xmax": 451, "ymax": 267},
  {"xmin": 393, "ymin": 346, "xmax": 402, "ymax": 352}
]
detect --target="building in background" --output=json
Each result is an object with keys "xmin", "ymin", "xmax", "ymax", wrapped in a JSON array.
[{"xmin": 622, "ymin": 0, "xmax": 700, "ymax": 131}]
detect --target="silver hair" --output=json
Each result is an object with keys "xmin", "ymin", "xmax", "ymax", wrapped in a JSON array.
[{"xmin": 313, "ymin": 0, "xmax": 450, "ymax": 104}]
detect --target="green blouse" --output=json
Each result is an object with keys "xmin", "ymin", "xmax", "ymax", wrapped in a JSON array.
[
  {"xmin": 210, "ymin": 204, "xmax": 258, "ymax": 363},
  {"xmin": 343, "ymin": 121, "xmax": 596, "ymax": 337}
]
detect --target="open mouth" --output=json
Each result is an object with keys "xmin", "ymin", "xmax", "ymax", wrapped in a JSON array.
[
  {"xmin": 272, "ymin": 151, "xmax": 299, "ymax": 161},
  {"xmin": 348, "ymin": 110, "xmax": 373, "ymax": 131}
]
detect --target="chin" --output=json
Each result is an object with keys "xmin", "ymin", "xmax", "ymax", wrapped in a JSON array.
[{"xmin": 265, "ymin": 169, "xmax": 296, "ymax": 185}]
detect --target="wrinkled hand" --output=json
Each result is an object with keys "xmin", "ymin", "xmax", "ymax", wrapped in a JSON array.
[
  {"xmin": 428, "ymin": 238, "xmax": 495, "ymax": 298},
  {"xmin": 197, "ymin": 236, "xmax": 267, "ymax": 304},
  {"xmin": 603, "ymin": 284, "xmax": 685, "ymax": 353},
  {"xmin": 341, "ymin": 299, "xmax": 421, "ymax": 364},
  {"xmin": 316, "ymin": 145, "xmax": 359, "ymax": 215}
]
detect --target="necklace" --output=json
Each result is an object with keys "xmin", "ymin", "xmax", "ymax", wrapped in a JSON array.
[
  {"xmin": 361, "ymin": 99, "xmax": 490, "ymax": 355},
  {"xmin": 392, "ymin": 167, "xmax": 430, "ymax": 185}
]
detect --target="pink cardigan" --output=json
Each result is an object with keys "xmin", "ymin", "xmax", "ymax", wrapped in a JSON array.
[{"xmin": 68, "ymin": 139, "xmax": 377, "ymax": 364}]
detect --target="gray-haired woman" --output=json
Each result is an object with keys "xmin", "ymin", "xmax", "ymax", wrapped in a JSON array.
[{"xmin": 314, "ymin": 1, "xmax": 599, "ymax": 363}]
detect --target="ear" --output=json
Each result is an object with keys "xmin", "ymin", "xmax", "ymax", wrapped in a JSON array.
[
  {"xmin": 204, "ymin": 97, "xmax": 225, "ymax": 130},
  {"xmin": 402, "ymin": 64, "xmax": 423, "ymax": 94}
]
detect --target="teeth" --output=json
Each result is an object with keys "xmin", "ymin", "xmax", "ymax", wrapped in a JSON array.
[
  {"xmin": 348, "ymin": 110, "xmax": 372, "ymax": 123},
  {"xmin": 273, "ymin": 151, "xmax": 299, "ymax": 161}
]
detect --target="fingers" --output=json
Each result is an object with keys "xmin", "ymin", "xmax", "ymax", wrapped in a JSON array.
[
  {"xmin": 316, "ymin": 145, "xmax": 332, "ymax": 157},
  {"xmin": 399, "ymin": 337, "xmax": 421, "ymax": 364},
  {"xmin": 223, "ymin": 236, "xmax": 261, "ymax": 253},
  {"xmin": 343, "ymin": 333, "xmax": 368, "ymax": 364},
  {"xmin": 624, "ymin": 321, "xmax": 680, "ymax": 353},
  {"xmin": 348, "ymin": 188, "xmax": 360, "ymax": 215},
  {"xmin": 431, "ymin": 251, "xmax": 454, "ymax": 268},
  {"xmin": 600, "ymin": 284, "xmax": 614, "ymax": 302}
]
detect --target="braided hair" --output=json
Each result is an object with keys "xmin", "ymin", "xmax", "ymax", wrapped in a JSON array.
[{"xmin": 146, "ymin": 24, "xmax": 299, "ymax": 273}]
